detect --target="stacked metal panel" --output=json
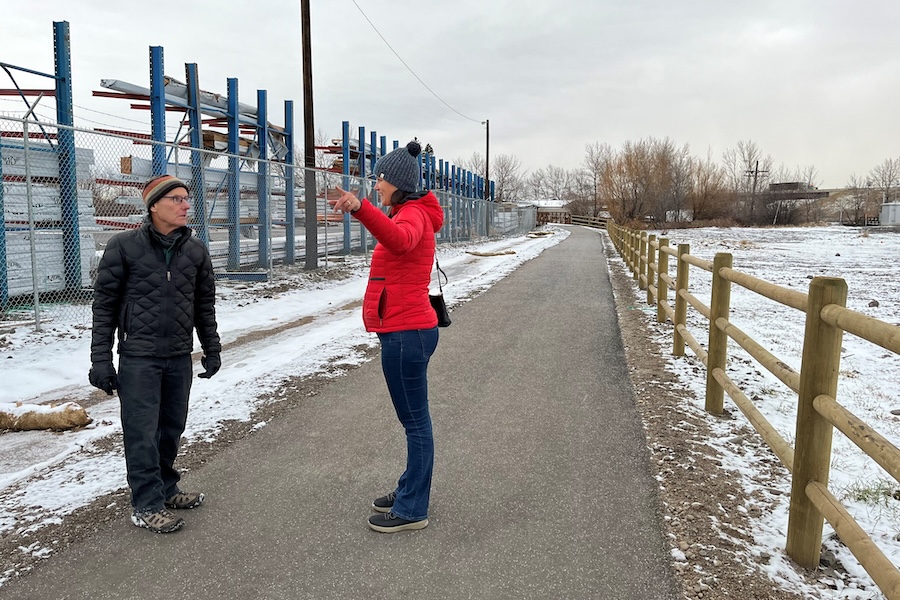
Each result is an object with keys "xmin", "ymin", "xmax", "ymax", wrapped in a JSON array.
[
  {"xmin": 1, "ymin": 142, "xmax": 94, "ymax": 180},
  {"xmin": 3, "ymin": 182, "xmax": 99, "ymax": 232},
  {"xmin": 1, "ymin": 140, "xmax": 99, "ymax": 298},
  {"xmin": 122, "ymin": 155, "xmax": 289, "ymax": 223},
  {"xmin": 4, "ymin": 231, "xmax": 96, "ymax": 297}
]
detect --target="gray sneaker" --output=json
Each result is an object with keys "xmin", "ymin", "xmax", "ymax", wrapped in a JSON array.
[
  {"xmin": 131, "ymin": 508, "xmax": 185, "ymax": 533},
  {"xmin": 165, "ymin": 491, "xmax": 205, "ymax": 509},
  {"xmin": 372, "ymin": 491, "xmax": 396, "ymax": 513}
]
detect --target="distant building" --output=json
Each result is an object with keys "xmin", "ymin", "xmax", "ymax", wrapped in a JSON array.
[
  {"xmin": 537, "ymin": 206, "xmax": 571, "ymax": 225},
  {"xmin": 881, "ymin": 202, "xmax": 900, "ymax": 226}
]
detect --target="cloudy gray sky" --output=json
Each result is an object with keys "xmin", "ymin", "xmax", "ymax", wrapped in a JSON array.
[{"xmin": 2, "ymin": 0, "xmax": 899, "ymax": 188}]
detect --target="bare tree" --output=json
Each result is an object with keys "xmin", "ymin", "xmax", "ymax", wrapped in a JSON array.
[
  {"xmin": 868, "ymin": 157, "xmax": 900, "ymax": 205},
  {"xmin": 798, "ymin": 164, "xmax": 822, "ymax": 223},
  {"xmin": 722, "ymin": 140, "xmax": 773, "ymax": 224},
  {"xmin": 566, "ymin": 168, "xmax": 595, "ymax": 215},
  {"xmin": 582, "ymin": 142, "xmax": 612, "ymax": 216},
  {"xmin": 602, "ymin": 139, "xmax": 653, "ymax": 222},
  {"xmin": 455, "ymin": 152, "xmax": 485, "ymax": 179},
  {"xmin": 544, "ymin": 165, "xmax": 573, "ymax": 202},
  {"xmin": 840, "ymin": 174, "xmax": 872, "ymax": 225},
  {"xmin": 655, "ymin": 139, "xmax": 692, "ymax": 223},
  {"xmin": 524, "ymin": 168, "xmax": 546, "ymax": 203},
  {"xmin": 689, "ymin": 151, "xmax": 727, "ymax": 221},
  {"xmin": 491, "ymin": 153, "xmax": 524, "ymax": 203}
]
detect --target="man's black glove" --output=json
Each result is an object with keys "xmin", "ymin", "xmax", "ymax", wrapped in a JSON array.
[
  {"xmin": 88, "ymin": 362, "xmax": 119, "ymax": 395},
  {"xmin": 199, "ymin": 353, "xmax": 221, "ymax": 379}
]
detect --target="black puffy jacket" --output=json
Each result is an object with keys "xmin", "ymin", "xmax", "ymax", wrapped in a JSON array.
[{"xmin": 90, "ymin": 219, "xmax": 221, "ymax": 363}]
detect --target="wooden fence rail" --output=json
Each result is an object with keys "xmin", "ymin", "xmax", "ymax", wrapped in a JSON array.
[
  {"xmin": 570, "ymin": 214, "xmax": 608, "ymax": 229},
  {"xmin": 606, "ymin": 222, "xmax": 900, "ymax": 600}
]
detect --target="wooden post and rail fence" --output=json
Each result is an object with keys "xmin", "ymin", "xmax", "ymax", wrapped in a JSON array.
[
  {"xmin": 570, "ymin": 214, "xmax": 608, "ymax": 229},
  {"xmin": 604, "ymin": 221, "xmax": 900, "ymax": 600}
]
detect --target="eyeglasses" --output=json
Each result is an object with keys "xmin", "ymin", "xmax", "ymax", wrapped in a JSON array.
[{"xmin": 161, "ymin": 195, "xmax": 190, "ymax": 204}]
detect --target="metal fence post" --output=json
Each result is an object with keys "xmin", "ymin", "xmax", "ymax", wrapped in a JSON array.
[
  {"xmin": 0, "ymin": 124, "xmax": 6, "ymax": 311},
  {"xmin": 704, "ymin": 252, "xmax": 733, "ymax": 414},
  {"xmin": 22, "ymin": 118, "xmax": 42, "ymax": 330},
  {"xmin": 786, "ymin": 276, "xmax": 847, "ymax": 569}
]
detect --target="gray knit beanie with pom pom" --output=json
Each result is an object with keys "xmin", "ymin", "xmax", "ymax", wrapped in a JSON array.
[{"xmin": 374, "ymin": 140, "xmax": 422, "ymax": 192}]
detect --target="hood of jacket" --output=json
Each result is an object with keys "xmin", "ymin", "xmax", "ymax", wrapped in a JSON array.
[{"xmin": 390, "ymin": 191, "xmax": 444, "ymax": 234}]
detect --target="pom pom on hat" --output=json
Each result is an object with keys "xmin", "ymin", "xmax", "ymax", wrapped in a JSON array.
[
  {"xmin": 142, "ymin": 175, "xmax": 189, "ymax": 211},
  {"xmin": 374, "ymin": 140, "xmax": 423, "ymax": 192}
]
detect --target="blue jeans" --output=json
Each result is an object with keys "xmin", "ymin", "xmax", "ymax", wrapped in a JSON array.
[
  {"xmin": 117, "ymin": 354, "xmax": 193, "ymax": 512},
  {"xmin": 377, "ymin": 327, "xmax": 439, "ymax": 521}
]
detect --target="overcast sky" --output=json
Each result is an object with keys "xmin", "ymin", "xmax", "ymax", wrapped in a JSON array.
[{"xmin": 2, "ymin": 0, "xmax": 900, "ymax": 188}]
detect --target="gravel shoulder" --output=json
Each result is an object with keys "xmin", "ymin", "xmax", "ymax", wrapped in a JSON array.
[{"xmin": 606, "ymin": 237, "xmax": 823, "ymax": 600}]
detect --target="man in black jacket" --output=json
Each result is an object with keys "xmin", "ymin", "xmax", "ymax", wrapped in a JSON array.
[{"xmin": 90, "ymin": 174, "xmax": 221, "ymax": 534}]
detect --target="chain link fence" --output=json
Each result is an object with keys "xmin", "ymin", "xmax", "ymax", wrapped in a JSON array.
[{"xmin": 1, "ymin": 115, "xmax": 536, "ymax": 330}]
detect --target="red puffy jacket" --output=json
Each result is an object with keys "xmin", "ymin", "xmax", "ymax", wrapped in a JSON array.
[{"xmin": 351, "ymin": 191, "xmax": 445, "ymax": 333}]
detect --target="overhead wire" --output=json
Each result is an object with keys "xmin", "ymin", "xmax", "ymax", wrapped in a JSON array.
[
  {"xmin": 349, "ymin": 0, "xmax": 482, "ymax": 124},
  {"xmin": 74, "ymin": 103, "xmax": 151, "ymax": 125},
  {"xmin": 1, "ymin": 97, "xmax": 181, "ymax": 134}
]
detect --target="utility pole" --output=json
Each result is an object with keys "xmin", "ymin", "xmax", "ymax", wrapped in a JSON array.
[
  {"xmin": 301, "ymin": 0, "xmax": 317, "ymax": 270},
  {"xmin": 483, "ymin": 119, "xmax": 490, "ymax": 200},
  {"xmin": 746, "ymin": 160, "xmax": 768, "ymax": 222}
]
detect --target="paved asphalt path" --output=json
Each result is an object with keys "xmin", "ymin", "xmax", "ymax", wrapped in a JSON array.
[{"xmin": 4, "ymin": 226, "xmax": 679, "ymax": 599}]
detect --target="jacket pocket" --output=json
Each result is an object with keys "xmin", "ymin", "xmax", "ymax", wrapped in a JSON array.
[
  {"xmin": 120, "ymin": 302, "xmax": 134, "ymax": 339},
  {"xmin": 377, "ymin": 288, "xmax": 388, "ymax": 321}
]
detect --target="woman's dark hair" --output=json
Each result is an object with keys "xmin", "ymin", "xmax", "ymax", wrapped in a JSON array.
[{"xmin": 391, "ymin": 189, "xmax": 427, "ymax": 206}]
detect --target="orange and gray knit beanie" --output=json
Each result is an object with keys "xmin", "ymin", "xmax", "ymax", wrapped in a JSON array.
[{"xmin": 142, "ymin": 175, "xmax": 189, "ymax": 211}]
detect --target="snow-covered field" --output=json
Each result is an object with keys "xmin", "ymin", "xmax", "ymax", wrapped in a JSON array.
[
  {"xmin": 0, "ymin": 224, "xmax": 898, "ymax": 599},
  {"xmin": 626, "ymin": 225, "xmax": 900, "ymax": 600}
]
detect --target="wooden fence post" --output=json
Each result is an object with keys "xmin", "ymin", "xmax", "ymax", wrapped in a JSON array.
[
  {"xmin": 646, "ymin": 234, "xmax": 656, "ymax": 305},
  {"xmin": 786, "ymin": 277, "xmax": 847, "ymax": 569},
  {"xmin": 631, "ymin": 229, "xmax": 639, "ymax": 280},
  {"xmin": 704, "ymin": 252, "xmax": 733, "ymax": 414},
  {"xmin": 638, "ymin": 233, "xmax": 648, "ymax": 290},
  {"xmin": 656, "ymin": 238, "xmax": 669, "ymax": 324},
  {"xmin": 673, "ymin": 244, "xmax": 690, "ymax": 357}
]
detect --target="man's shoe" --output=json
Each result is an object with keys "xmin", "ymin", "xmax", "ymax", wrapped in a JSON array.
[
  {"xmin": 368, "ymin": 512, "xmax": 428, "ymax": 533},
  {"xmin": 131, "ymin": 508, "xmax": 185, "ymax": 534},
  {"xmin": 372, "ymin": 491, "xmax": 396, "ymax": 513},
  {"xmin": 165, "ymin": 491, "xmax": 205, "ymax": 509}
]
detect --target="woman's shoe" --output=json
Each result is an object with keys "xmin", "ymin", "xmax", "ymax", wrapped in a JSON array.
[
  {"xmin": 367, "ymin": 511, "xmax": 428, "ymax": 533},
  {"xmin": 371, "ymin": 491, "xmax": 395, "ymax": 513}
]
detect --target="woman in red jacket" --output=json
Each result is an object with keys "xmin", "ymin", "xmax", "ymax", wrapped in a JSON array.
[{"xmin": 331, "ymin": 140, "xmax": 445, "ymax": 533}]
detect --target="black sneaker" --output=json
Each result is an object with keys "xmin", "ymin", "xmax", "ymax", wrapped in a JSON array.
[
  {"xmin": 367, "ymin": 512, "xmax": 428, "ymax": 533},
  {"xmin": 372, "ymin": 491, "xmax": 396, "ymax": 513},
  {"xmin": 131, "ymin": 508, "xmax": 185, "ymax": 534}
]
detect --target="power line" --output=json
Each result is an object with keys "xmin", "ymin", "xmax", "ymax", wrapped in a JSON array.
[
  {"xmin": 349, "ymin": 0, "xmax": 481, "ymax": 123},
  {"xmin": 2, "ymin": 98, "xmax": 183, "ymax": 133},
  {"xmin": 74, "ymin": 103, "xmax": 151, "ymax": 125}
]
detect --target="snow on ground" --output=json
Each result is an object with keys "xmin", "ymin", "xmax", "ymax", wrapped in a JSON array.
[
  {"xmin": 1, "ymin": 224, "xmax": 898, "ymax": 599},
  {"xmin": 616, "ymin": 225, "xmax": 900, "ymax": 600}
]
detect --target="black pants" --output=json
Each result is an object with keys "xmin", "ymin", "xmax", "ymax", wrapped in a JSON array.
[{"xmin": 117, "ymin": 354, "xmax": 193, "ymax": 512}]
